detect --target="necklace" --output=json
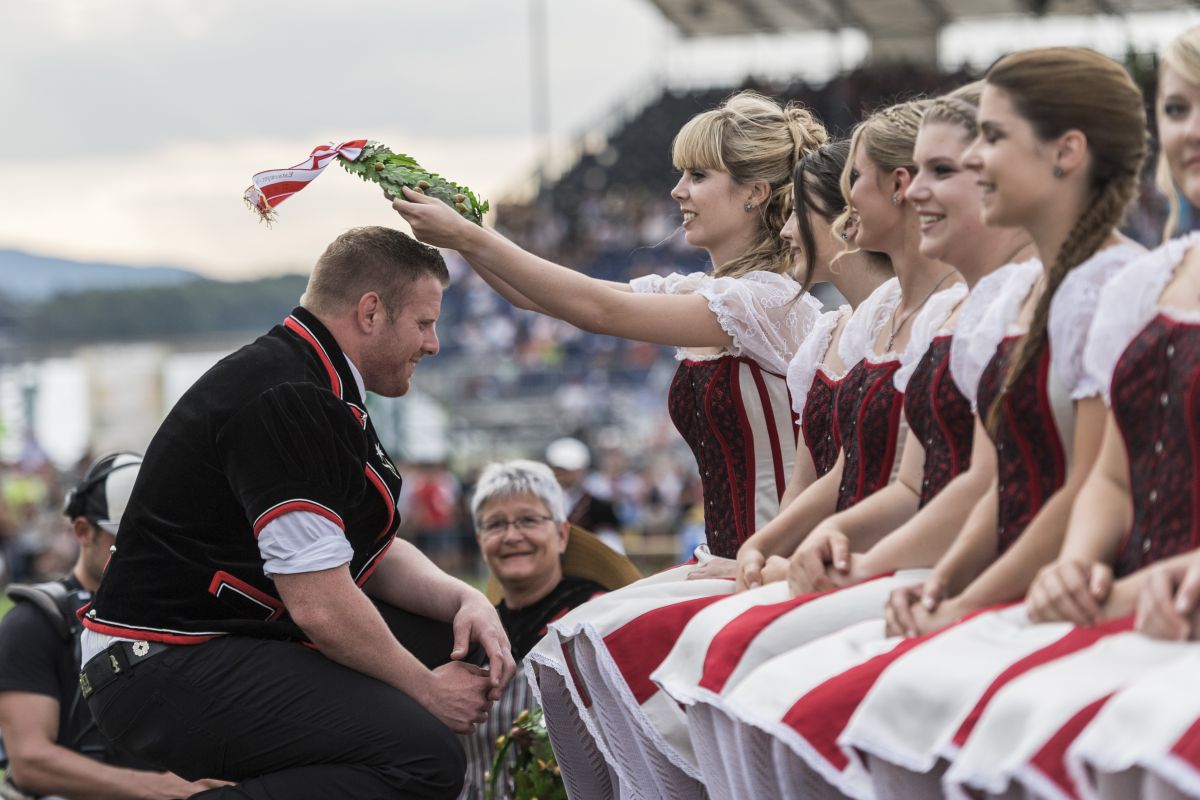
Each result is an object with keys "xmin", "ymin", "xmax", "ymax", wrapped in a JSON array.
[
  {"xmin": 996, "ymin": 241, "xmax": 1035, "ymax": 269},
  {"xmin": 885, "ymin": 270, "xmax": 958, "ymax": 352}
]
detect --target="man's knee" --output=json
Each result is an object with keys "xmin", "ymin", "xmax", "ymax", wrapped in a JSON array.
[{"xmin": 379, "ymin": 721, "xmax": 466, "ymax": 799}]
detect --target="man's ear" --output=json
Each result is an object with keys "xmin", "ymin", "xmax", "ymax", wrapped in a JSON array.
[
  {"xmin": 557, "ymin": 521, "xmax": 570, "ymax": 555},
  {"xmin": 355, "ymin": 292, "xmax": 385, "ymax": 333},
  {"xmin": 70, "ymin": 517, "xmax": 95, "ymax": 546}
]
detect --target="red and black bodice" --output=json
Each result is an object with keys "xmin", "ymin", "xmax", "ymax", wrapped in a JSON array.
[
  {"xmin": 668, "ymin": 356, "xmax": 795, "ymax": 559},
  {"xmin": 903, "ymin": 336, "xmax": 974, "ymax": 508},
  {"xmin": 1111, "ymin": 315, "xmax": 1200, "ymax": 576},
  {"xmin": 975, "ymin": 337, "xmax": 1067, "ymax": 553},
  {"xmin": 801, "ymin": 370, "xmax": 842, "ymax": 478},
  {"xmin": 833, "ymin": 359, "xmax": 905, "ymax": 511}
]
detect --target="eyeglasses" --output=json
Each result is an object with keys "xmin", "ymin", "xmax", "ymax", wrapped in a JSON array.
[{"xmin": 477, "ymin": 514, "xmax": 555, "ymax": 537}]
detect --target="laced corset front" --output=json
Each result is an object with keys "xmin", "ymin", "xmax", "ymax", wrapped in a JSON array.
[
  {"xmin": 904, "ymin": 336, "xmax": 973, "ymax": 507},
  {"xmin": 833, "ymin": 359, "xmax": 904, "ymax": 511},
  {"xmin": 668, "ymin": 356, "xmax": 796, "ymax": 558},
  {"xmin": 801, "ymin": 370, "xmax": 841, "ymax": 477},
  {"xmin": 1110, "ymin": 316, "xmax": 1200, "ymax": 576},
  {"xmin": 975, "ymin": 337, "xmax": 1067, "ymax": 553}
]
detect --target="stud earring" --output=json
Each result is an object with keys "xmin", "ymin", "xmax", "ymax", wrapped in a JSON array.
[
  {"xmin": 744, "ymin": 201, "xmax": 755, "ymax": 212},
  {"xmin": 890, "ymin": 193, "xmax": 900, "ymax": 205},
  {"xmin": 839, "ymin": 232, "xmax": 849, "ymax": 240},
  {"xmin": 1053, "ymin": 165, "xmax": 1065, "ymax": 178}
]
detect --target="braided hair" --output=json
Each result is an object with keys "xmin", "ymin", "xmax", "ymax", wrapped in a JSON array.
[
  {"xmin": 672, "ymin": 91, "xmax": 828, "ymax": 279},
  {"xmin": 983, "ymin": 48, "xmax": 1147, "ymax": 431},
  {"xmin": 833, "ymin": 99, "xmax": 932, "ymax": 251},
  {"xmin": 921, "ymin": 81, "xmax": 983, "ymax": 138}
]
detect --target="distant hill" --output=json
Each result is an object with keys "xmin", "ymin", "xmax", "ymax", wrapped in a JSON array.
[
  {"xmin": 17, "ymin": 274, "xmax": 311, "ymax": 344},
  {"xmin": 0, "ymin": 249, "xmax": 201, "ymax": 301}
]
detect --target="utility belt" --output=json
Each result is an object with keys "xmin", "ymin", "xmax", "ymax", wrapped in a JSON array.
[
  {"xmin": 0, "ymin": 775, "xmax": 35, "ymax": 800},
  {"xmin": 79, "ymin": 640, "xmax": 171, "ymax": 700}
]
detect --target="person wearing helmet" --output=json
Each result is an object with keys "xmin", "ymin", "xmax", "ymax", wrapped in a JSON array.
[{"xmin": 0, "ymin": 453, "xmax": 225, "ymax": 799}]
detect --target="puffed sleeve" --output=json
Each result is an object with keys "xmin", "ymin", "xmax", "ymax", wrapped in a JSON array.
[
  {"xmin": 1049, "ymin": 243, "xmax": 1145, "ymax": 400},
  {"xmin": 628, "ymin": 271, "xmax": 708, "ymax": 294},
  {"xmin": 215, "ymin": 381, "xmax": 368, "ymax": 537},
  {"xmin": 1084, "ymin": 234, "xmax": 1200, "ymax": 404},
  {"xmin": 696, "ymin": 271, "xmax": 822, "ymax": 375},
  {"xmin": 788, "ymin": 308, "xmax": 845, "ymax": 420},
  {"xmin": 949, "ymin": 259, "xmax": 1042, "ymax": 412},
  {"xmin": 837, "ymin": 278, "xmax": 901, "ymax": 368}
]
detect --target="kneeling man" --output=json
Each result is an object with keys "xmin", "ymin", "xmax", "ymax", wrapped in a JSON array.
[{"xmin": 80, "ymin": 227, "xmax": 514, "ymax": 799}]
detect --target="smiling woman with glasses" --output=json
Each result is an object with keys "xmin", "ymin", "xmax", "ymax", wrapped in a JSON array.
[
  {"xmin": 458, "ymin": 459, "xmax": 639, "ymax": 799},
  {"xmin": 476, "ymin": 513, "xmax": 556, "ymax": 538}
]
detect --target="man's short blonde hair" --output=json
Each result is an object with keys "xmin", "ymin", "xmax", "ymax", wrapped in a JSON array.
[{"xmin": 302, "ymin": 226, "xmax": 449, "ymax": 318}]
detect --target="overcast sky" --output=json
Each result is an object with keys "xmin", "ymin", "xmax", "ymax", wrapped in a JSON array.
[{"xmin": 2, "ymin": 2, "xmax": 1197, "ymax": 279}]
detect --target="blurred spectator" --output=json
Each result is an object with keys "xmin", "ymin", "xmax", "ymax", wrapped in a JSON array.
[
  {"xmin": 545, "ymin": 437, "xmax": 624, "ymax": 553},
  {"xmin": 404, "ymin": 462, "xmax": 466, "ymax": 572},
  {"xmin": 0, "ymin": 452, "xmax": 223, "ymax": 799},
  {"xmin": 460, "ymin": 459, "xmax": 640, "ymax": 800}
]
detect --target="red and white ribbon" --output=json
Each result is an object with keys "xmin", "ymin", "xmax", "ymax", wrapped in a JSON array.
[{"xmin": 243, "ymin": 139, "xmax": 368, "ymax": 221}]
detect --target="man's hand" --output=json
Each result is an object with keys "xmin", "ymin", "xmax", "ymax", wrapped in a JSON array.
[
  {"xmin": 393, "ymin": 186, "xmax": 476, "ymax": 249},
  {"xmin": 884, "ymin": 575, "xmax": 946, "ymax": 638},
  {"xmin": 452, "ymin": 591, "xmax": 516, "ymax": 698},
  {"xmin": 687, "ymin": 556, "xmax": 737, "ymax": 581},
  {"xmin": 420, "ymin": 662, "xmax": 495, "ymax": 734},
  {"xmin": 138, "ymin": 773, "xmax": 233, "ymax": 799},
  {"xmin": 1027, "ymin": 559, "xmax": 1111, "ymax": 626},
  {"xmin": 1136, "ymin": 557, "xmax": 1200, "ymax": 641},
  {"xmin": 736, "ymin": 546, "xmax": 767, "ymax": 592},
  {"xmin": 787, "ymin": 528, "xmax": 852, "ymax": 595}
]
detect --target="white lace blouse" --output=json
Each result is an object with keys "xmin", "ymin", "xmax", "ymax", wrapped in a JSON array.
[
  {"xmin": 629, "ymin": 270, "xmax": 823, "ymax": 376},
  {"xmin": 893, "ymin": 282, "xmax": 969, "ymax": 393},
  {"xmin": 1052, "ymin": 242, "xmax": 1147, "ymax": 401},
  {"xmin": 837, "ymin": 278, "xmax": 903, "ymax": 368},
  {"xmin": 787, "ymin": 306, "xmax": 850, "ymax": 421},
  {"xmin": 949, "ymin": 259, "xmax": 1043, "ymax": 411},
  {"xmin": 1085, "ymin": 231, "xmax": 1200, "ymax": 404}
]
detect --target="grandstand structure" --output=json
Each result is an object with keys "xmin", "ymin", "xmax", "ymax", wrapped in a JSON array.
[{"xmin": 646, "ymin": 0, "xmax": 1194, "ymax": 61}]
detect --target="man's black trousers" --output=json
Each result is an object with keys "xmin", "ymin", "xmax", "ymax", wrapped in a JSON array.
[{"xmin": 85, "ymin": 604, "xmax": 469, "ymax": 799}]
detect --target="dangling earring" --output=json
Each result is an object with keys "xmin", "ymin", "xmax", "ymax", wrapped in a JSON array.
[
  {"xmin": 1052, "ymin": 165, "xmax": 1065, "ymax": 178},
  {"xmin": 744, "ymin": 201, "xmax": 755, "ymax": 212},
  {"xmin": 890, "ymin": 193, "xmax": 900, "ymax": 206}
]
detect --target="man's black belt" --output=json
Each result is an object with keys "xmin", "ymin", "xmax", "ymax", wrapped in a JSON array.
[{"xmin": 79, "ymin": 640, "xmax": 170, "ymax": 699}]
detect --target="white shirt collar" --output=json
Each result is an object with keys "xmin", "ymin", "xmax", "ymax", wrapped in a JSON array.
[{"xmin": 343, "ymin": 354, "xmax": 367, "ymax": 401}]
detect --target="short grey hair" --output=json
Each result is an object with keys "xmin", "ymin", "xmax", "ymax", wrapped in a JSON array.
[{"xmin": 471, "ymin": 460, "xmax": 567, "ymax": 525}]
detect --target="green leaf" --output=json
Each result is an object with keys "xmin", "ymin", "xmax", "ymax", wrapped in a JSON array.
[{"xmin": 338, "ymin": 140, "xmax": 488, "ymax": 225}]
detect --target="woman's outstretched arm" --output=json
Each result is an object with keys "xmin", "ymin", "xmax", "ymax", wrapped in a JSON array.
[{"xmin": 394, "ymin": 189, "xmax": 733, "ymax": 349}]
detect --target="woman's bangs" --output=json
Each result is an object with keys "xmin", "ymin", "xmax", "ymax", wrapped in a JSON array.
[{"xmin": 671, "ymin": 113, "xmax": 727, "ymax": 173}]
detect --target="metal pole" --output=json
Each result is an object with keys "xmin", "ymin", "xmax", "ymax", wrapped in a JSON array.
[{"xmin": 529, "ymin": 0, "xmax": 551, "ymax": 191}]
